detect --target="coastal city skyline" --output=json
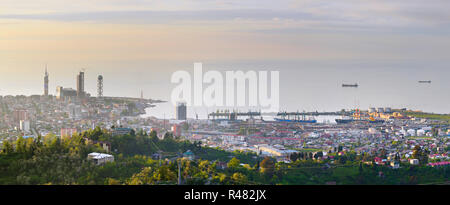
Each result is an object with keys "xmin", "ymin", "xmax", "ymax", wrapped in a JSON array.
[
  {"xmin": 1, "ymin": 62, "xmax": 448, "ymax": 120},
  {"xmin": 2, "ymin": 1, "xmax": 450, "ymax": 116},
  {"xmin": 0, "ymin": 0, "xmax": 449, "ymax": 191}
]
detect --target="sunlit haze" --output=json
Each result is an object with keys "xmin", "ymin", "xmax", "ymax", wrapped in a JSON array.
[{"xmin": 1, "ymin": 0, "xmax": 449, "ymax": 114}]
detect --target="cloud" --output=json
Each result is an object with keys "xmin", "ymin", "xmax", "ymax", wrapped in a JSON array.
[
  {"xmin": 289, "ymin": 0, "xmax": 450, "ymax": 24},
  {"xmin": 1, "ymin": 6, "xmax": 449, "ymax": 34},
  {"xmin": 0, "ymin": 0, "xmax": 449, "ymax": 35},
  {"xmin": 1, "ymin": 0, "xmax": 450, "ymax": 64}
]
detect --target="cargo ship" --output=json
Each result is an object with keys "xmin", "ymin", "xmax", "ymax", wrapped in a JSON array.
[
  {"xmin": 275, "ymin": 111, "xmax": 317, "ymax": 123},
  {"xmin": 275, "ymin": 118, "xmax": 317, "ymax": 123},
  {"xmin": 418, "ymin": 80, "xmax": 431, "ymax": 83},
  {"xmin": 342, "ymin": 83, "xmax": 358, "ymax": 87},
  {"xmin": 335, "ymin": 118, "xmax": 354, "ymax": 123},
  {"xmin": 335, "ymin": 118, "xmax": 384, "ymax": 124}
]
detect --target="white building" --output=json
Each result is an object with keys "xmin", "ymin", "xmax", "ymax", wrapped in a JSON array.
[
  {"xmin": 88, "ymin": 152, "xmax": 114, "ymax": 165},
  {"xmin": 407, "ymin": 129, "xmax": 416, "ymax": 136},
  {"xmin": 256, "ymin": 145, "xmax": 298, "ymax": 158},
  {"xmin": 417, "ymin": 129, "xmax": 425, "ymax": 136},
  {"xmin": 409, "ymin": 159, "xmax": 419, "ymax": 165},
  {"xmin": 19, "ymin": 120, "xmax": 30, "ymax": 132}
]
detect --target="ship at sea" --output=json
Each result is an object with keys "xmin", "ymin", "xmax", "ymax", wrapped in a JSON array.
[
  {"xmin": 275, "ymin": 118, "xmax": 317, "ymax": 123},
  {"xmin": 342, "ymin": 83, "xmax": 358, "ymax": 87},
  {"xmin": 275, "ymin": 111, "xmax": 317, "ymax": 123},
  {"xmin": 336, "ymin": 118, "xmax": 384, "ymax": 124},
  {"xmin": 335, "ymin": 118, "xmax": 354, "ymax": 123},
  {"xmin": 418, "ymin": 80, "xmax": 431, "ymax": 83}
]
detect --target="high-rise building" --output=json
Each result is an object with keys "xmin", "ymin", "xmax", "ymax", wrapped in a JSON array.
[
  {"xmin": 13, "ymin": 109, "xmax": 28, "ymax": 122},
  {"xmin": 44, "ymin": 65, "xmax": 49, "ymax": 96},
  {"xmin": 19, "ymin": 120, "xmax": 30, "ymax": 132},
  {"xmin": 77, "ymin": 71, "xmax": 85, "ymax": 97},
  {"xmin": 97, "ymin": 75, "xmax": 103, "ymax": 97},
  {"xmin": 176, "ymin": 102, "xmax": 187, "ymax": 120},
  {"xmin": 56, "ymin": 86, "xmax": 77, "ymax": 100}
]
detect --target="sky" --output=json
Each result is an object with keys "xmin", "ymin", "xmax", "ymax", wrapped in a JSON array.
[
  {"xmin": 2, "ymin": 0, "xmax": 450, "ymax": 63},
  {"xmin": 1, "ymin": 0, "xmax": 449, "ymax": 113}
]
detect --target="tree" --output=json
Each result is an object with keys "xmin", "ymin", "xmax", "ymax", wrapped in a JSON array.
[
  {"xmin": 128, "ymin": 167, "xmax": 154, "ymax": 185},
  {"xmin": 86, "ymin": 126, "xmax": 103, "ymax": 141},
  {"xmin": 163, "ymin": 132, "xmax": 174, "ymax": 140},
  {"xmin": 227, "ymin": 157, "xmax": 240, "ymax": 170},
  {"xmin": 1, "ymin": 140, "xmax": 14, "ymax": 154},
  {"xmin": 15, "ymin": 136, "xmax": 27, "ymax": 154},
  {"xmin": 316, "ymin": 151, "xmax": 323, "ymax": 158},
  {"xmin": 106, "ymin": 178, "xmax": 121, "ymax": 185},
  {"xmin": 260, "ymin": 157, "xmax": 275, "ymax": 176},
  {"xmin": 290, "ymin": 153, "xmax": 299, "ymax": 162},
  {"xmin": 137, "ymin": 129, "xmax": 147, "ymax": 136},
  {"xmin": 152, "ymin": 166, "xmax": 176, "ymax": 183},
  {"xmin": 129, "ymin": 129, "xmax": 136, "ymax": 136},
  {"xmin": 149, "ymin": 130, "xmax": 158, "ymax": 143},
  {"xmin": 412, "ymin": 145, "xmax": 429, "ymax": 165},
  {"xmin": 231, "ymin": 172, "xmax": 247, "ymax": 185},
  {"xmin": 338, "ymin": 156, "xmax": 347, "ymax": 164},
  {"xmin": 362, "ymin": 152, "xmax": 372, "ymax": 162},
  {"xmin": 198, "ymin": 160, "xmax": 210, "ymax": 172}
]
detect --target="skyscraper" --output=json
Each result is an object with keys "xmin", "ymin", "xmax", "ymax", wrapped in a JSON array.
[
  {"xmin": 97, "ymin": 75, "xmax": 103, "ymax": 97},
  {"xmin": 77, "ymin": 71, "xmax": 85, "ymax": 97},
  {"xmin": 44, "ymin": 65, "xmax": 49, "ymax": 96},
  {"xmin": 176, "ymin": 102, "xmax": 187, "ymax": 120}
]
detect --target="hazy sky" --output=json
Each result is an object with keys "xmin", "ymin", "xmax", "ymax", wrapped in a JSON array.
[{"xmin": 1, "ymin": 0, "xmax": 449, "ymax": 101}]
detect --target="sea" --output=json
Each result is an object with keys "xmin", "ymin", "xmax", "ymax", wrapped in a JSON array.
[
  {"xmin": 1, "ymin": 60, "xmax": 449, "ymax": 120},
  {"xmin": 139, "ymin": 60, "xmax": 450, "ymax": 120}
]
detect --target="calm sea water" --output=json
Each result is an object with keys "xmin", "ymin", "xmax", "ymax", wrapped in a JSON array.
[
  {"xmin": 1, "ymin": 60, "xmax": 449, "ymax": 119},
  {"xmin": 139, "ymin": 60, "xmax": 450, "ymax": 119}
]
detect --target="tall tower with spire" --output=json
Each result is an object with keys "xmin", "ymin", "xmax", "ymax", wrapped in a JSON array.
[
  {"xmin": 44, "ymin": 64, "xmax": 49, "ymax": 96},
  {"xmin": 97, "ymin": 75, "xmax": 103, "ymax": 98}
]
